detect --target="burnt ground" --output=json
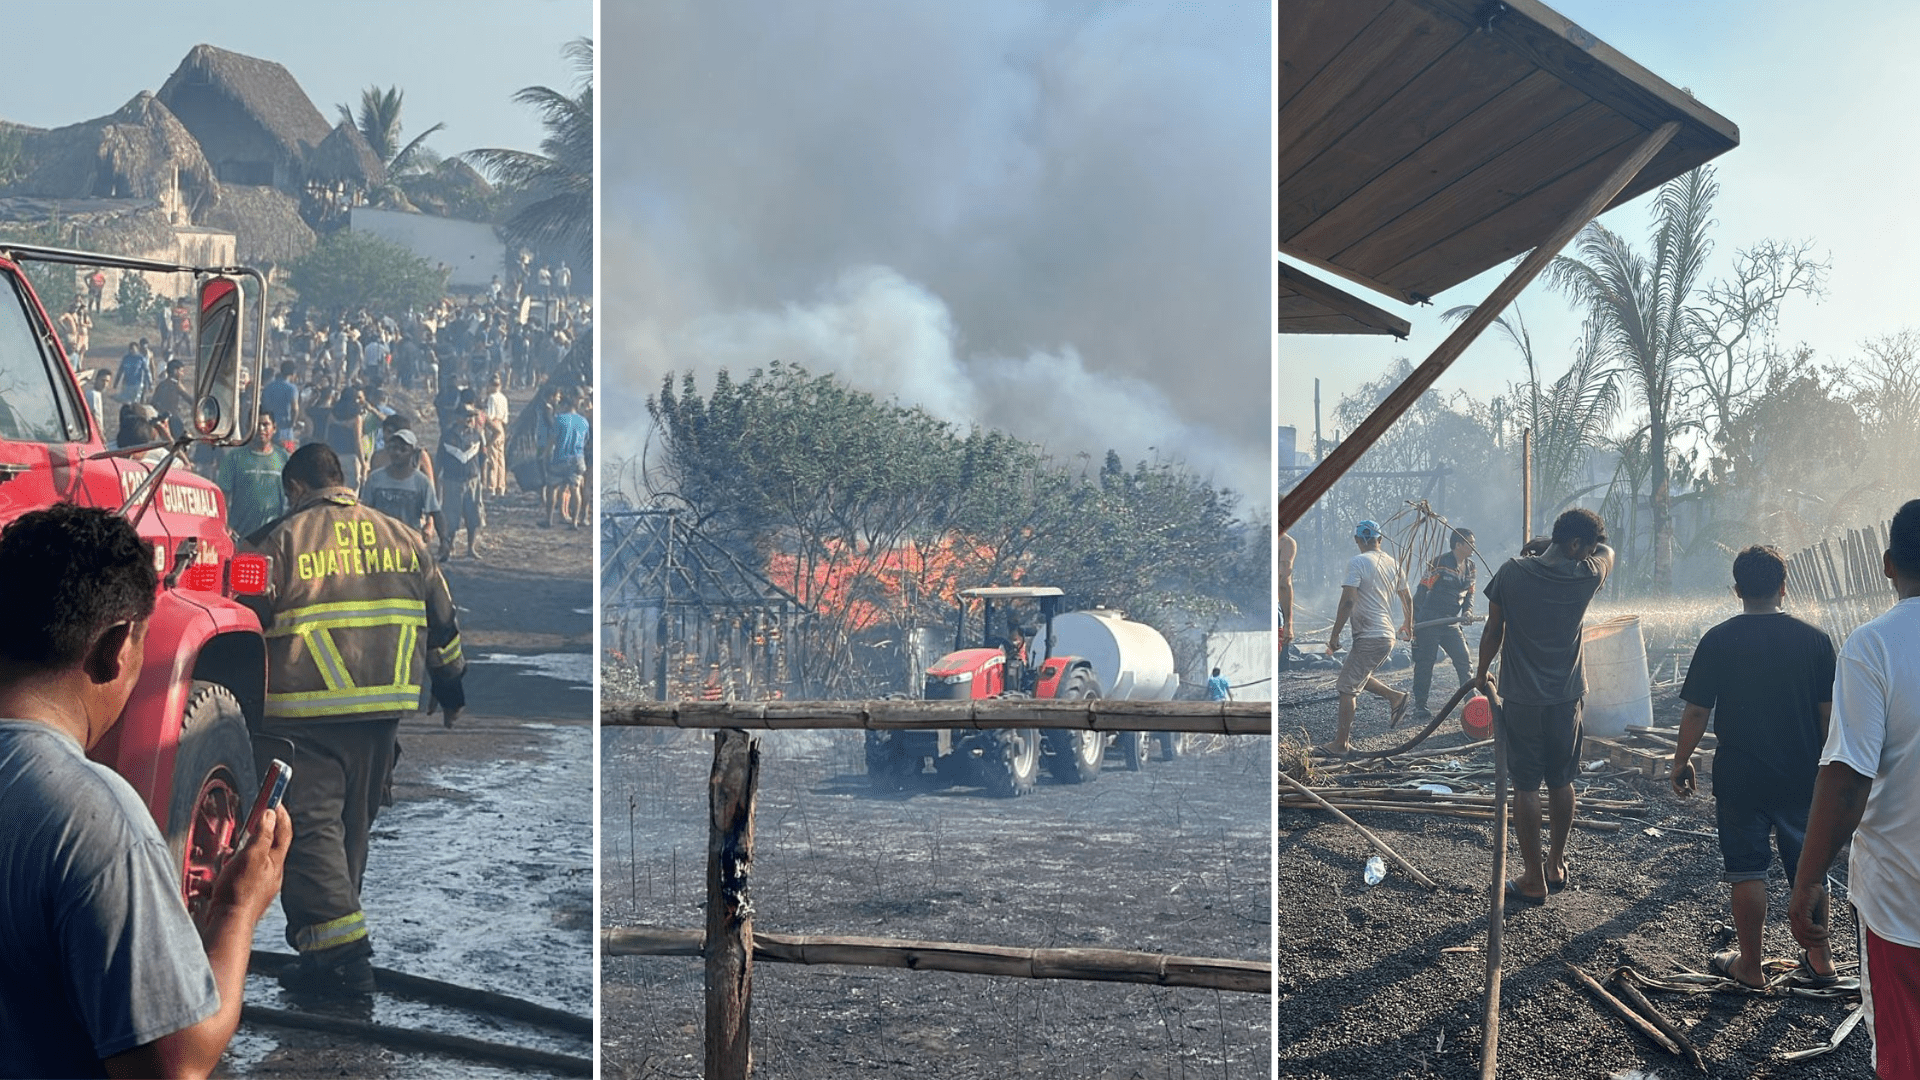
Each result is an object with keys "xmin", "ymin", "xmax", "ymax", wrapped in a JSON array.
[
  {"xmin": 1272, "ymin": 665, "xmax": 1871, "ymax": 1079},
  {"xmin": 600, "ymin": 726, "xmax": 1274, "ymax": 1078},
  {"xmin": 218, "ymin": 422, "xmax": 594, "ymax": 1079}
]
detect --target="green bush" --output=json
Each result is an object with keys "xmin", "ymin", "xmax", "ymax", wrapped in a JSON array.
[
  {"xmin": 114, "ymin": 272, "xmax": 159, "ymax": 323},
  {"xmin": 288, "ymin": 229, "xmax": 446, "ymax": 316}
]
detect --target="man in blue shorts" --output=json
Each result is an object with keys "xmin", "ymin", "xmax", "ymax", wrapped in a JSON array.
[{"xmin": 1671, "ymin": 545, "xmax": 1839, "ymax": 989}]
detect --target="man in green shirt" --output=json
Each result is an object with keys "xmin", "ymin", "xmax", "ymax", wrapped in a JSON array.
[{"xmin": 216, "ymin": 410, "xmax": 291, "ymax": 540}]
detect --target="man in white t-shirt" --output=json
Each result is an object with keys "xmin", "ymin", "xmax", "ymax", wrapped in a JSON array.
[
  {"xmin": 1326, "ymin": 519, "xmax": 1413, "ymax": 752},
  {"xmin": 1794, "ymin": 498, "xmax": 1920, "ymax": 1074}
]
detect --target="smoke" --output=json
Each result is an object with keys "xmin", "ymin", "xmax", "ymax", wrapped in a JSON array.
[{"xmin": 600, "ymin": 0, "xmax": 1270, "ymax": 496}]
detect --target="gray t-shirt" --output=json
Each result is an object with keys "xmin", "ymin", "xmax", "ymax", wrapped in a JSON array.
[
  {"xmin": 0, "ymin": 721, "xmax": 220, "ymax": 1075},
  {"xmin": 1483, "ymin": 544, "xmax": 1614, "ymax": 706},
  {"xmin": 361, "ymin": 466, "xmax": 441, "ymax": 534}
]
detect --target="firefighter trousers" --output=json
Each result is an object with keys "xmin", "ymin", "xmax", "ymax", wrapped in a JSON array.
[{"xmin": 258, "ymin": 718, "xmax": 400, "ymax": 958}]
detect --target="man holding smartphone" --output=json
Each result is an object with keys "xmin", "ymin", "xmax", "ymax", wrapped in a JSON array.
[{"xmin": 0, "ymin": 505, "xmax": 291, "ymax": 1078}]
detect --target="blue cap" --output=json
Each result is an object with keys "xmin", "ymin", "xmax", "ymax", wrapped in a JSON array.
[{"xmin": 1354, "ymin": 520, "xmax": 1383, "ymax": 539}]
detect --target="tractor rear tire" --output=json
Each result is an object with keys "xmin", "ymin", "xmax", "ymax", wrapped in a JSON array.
[
  {"xmin": 864, "ymin": 730, "xmax": 915, "ymax": 792},
  {"xmin": 980, "ymin": 728, "xmax": 1040, "ymax": 798},
  {"xmin": 1044, "ymin": 668, "xmax": 1104, "ymax": 783},
  {"xmin": 166, "ymin": 682, "xmax": 256, "ymax": 929}
]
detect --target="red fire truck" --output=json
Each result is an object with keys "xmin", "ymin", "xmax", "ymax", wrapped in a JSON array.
[{"xmin": 0, "ymin": 243, "xmax": 271, "ymax": 924}]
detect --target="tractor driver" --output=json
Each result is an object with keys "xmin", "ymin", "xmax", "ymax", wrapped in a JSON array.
[{"xmin": 1002, "ymin": 623, "xmax": 1031, "ymax": 692}]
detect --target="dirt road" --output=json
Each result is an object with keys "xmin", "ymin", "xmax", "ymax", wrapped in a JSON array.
[
  {"xmin": 600, "ymin": 726, "xmax": 1273, "ymax": 1078},
  {"xmin": 223, "ymin": 380, "xmax": 594, "ymax": 1078}
]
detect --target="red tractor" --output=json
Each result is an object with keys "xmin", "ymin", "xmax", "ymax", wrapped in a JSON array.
[
  {"xmin": 866, "ymin": 586, "xmax": 1113, "ymax": 796},
  {"xmin": 0, "ymin": 243, "xmax": 271, "ymax": 924}
]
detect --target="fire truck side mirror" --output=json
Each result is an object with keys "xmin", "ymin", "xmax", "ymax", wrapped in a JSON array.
[{"xmin": 192, "ymin": 276, "xmax": 246, "ymax": 444}]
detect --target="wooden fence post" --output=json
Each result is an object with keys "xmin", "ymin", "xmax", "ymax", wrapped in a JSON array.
[{"xmin": 706, "ymin": 729, "xmax": 760, "ymax": 1080}]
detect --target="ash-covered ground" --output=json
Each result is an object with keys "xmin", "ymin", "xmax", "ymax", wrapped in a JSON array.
[
  {"xmin": 600, "ymin": 723, "xmax": 1273, "ymax": 1078},
  {"xmin": 1273, "ymin": 665, "xmax": 1870, "ymax": 1079}
]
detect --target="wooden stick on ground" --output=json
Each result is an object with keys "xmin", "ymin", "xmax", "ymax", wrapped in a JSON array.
[
  {"xmin": 1564, "ymin": 962, "xmax": 1684, "ymax": 1058},
  {"xmin": 1612, "ymin": 969, "xmax": 1706, "ymax": 1071},
  {"xmin": 1276, "ymin": 799, "xmax": 1624, "ymax": 832},
  {"xmin": 1278, "ymin": 771, "xmax": 1438, "ymax": 890}
]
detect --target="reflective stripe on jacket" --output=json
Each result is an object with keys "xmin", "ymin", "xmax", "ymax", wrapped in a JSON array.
[{"xmin": 254, "ymin": 487, "xmax": 465, "ymax": 722}]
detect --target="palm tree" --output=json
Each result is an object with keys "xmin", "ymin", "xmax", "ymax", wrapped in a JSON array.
[
  {"xmin": 338, "ymin": 85, "xmax": 446, "ymax": 173},
  {"xmin": 1443, "ymin": 305, "xmax": 1620, "ymax": 524},
  {"xmin": 1545, "ymin": 165, "xmax": 1718, "ymax": 592},
  {"xmin": 462, "ymin": 37, "xmax": 592, "ymax": 264}
]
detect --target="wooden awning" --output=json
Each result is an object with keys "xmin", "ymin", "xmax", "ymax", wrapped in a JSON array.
[
  {"xmin": 1277, "ymin": 260, "xmax": 1410, "ymax": 337},
  {"xmin": 1278, "ymin": 0, "xmax": 1739, "ymax": 307}
]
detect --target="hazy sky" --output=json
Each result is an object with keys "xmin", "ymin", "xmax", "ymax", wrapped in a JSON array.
[
  {"xmin": 1280, "ymin": 0, "xmax": 1917, "ymax": 458},
  {"xmin": 602, "ymin": 0, "xmax": 1272, "ymax": 499},
  {"xmin": 0, "ymin": 0, "xmax": 590, "ymax": 159}
]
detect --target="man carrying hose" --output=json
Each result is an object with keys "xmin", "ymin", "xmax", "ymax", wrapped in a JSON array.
[
  {"xmin": 1326, "ymin": 519, "xmax": 1414, "ymax": 753},
  {"xmin": 1411, "ymin": 527, "xmax": 1476, "ymax": 721},
  {"xmin": 1475, "ymin": 509, "xmax": 1613, "ymax": 906}
]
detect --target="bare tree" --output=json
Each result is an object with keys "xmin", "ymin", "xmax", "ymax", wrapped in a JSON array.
[{"xmin": 1687, "ymin": 237, "xmax": 1829, "ymax": 438}]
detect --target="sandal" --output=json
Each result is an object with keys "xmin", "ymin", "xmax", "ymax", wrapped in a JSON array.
[
  {"xmin": 1388, "ymin": 694, "xmax": 1411, "ymax": 730},
  {"xmin": 1708, "ymin": 948, "xmax": 1767, "ymax": 991},
  {"xmin": 1794, "ymin": 950, "xmax": 1839, "ymax": 988},
  {"xmin": 1503, "ymin": 880, "xmax": 1546, "ymax": 908},
  {"xmin": 1547, "ymin": 859, "xmax": 1571, "ymax": 894}
]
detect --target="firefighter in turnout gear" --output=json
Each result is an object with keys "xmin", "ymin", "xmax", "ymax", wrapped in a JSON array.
[{"xmin": 244, "ymin": 443, "xmax": 467, "ymax": 997}]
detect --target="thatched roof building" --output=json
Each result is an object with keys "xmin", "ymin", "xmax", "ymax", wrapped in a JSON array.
[
  {"xmin": 157, "ymin": 44, "xmax": 333, "ymax": 189},
  {"xmin": 200, "ymin": 184, "xmax": 315, "ymax": 266},
  {"xmin": 0, "ymin": 196, "xmax": 183, "ymax": 257},
  {"xmin": 310, "ymin": 121, "xmax": 387, "ymax": 188},
  {"xmin": 1, "ymin": 94, "xmax": 215, "ymax": 218}
]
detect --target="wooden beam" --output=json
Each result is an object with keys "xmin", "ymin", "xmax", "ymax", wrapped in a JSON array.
[
  {"xmin": 705, "ymin": 731, "xmax": 759, "ymax": 1080},
  {"xmin": 603, "ymin": 698, "xmax": 1271, "ymax": 735},
  {"xmin": 1275, "ymin": 120, "xmax": 1680, "ymax": 532},
  {"xmin": 1279, "ymin": 772, "xmax": 1438, "ymax": 889},
  {"xmin": 605, "ymin": 927, "xmax": 1271, "ymax": 995},
  {"xmin": 1277, "ymin": 260, "xmax": 1411, "ymax": 338},
  {"xmin": 1480, "ymin": 700, "xmax": 1510, "ymax": 1080}
]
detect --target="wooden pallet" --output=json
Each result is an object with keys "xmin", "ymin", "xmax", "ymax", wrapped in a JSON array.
[{"xmin": 1589, "ymin": 732, "xmax": 1712, "ymax": 778}]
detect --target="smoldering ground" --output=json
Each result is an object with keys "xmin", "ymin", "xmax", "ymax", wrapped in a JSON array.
[{"xmin": 600, "ymin": 1, "xmax": 1271, "ymax": 497}]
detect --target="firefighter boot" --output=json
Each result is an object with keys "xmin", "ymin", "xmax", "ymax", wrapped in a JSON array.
[{"xmin": 278, "ymin": 938, "xmax": 376, "ymax": 998}]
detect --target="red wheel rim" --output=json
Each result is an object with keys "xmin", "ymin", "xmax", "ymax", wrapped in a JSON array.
[{"xmin": 181, "ymin": 769, "xmax": 241, "ymax": 925}]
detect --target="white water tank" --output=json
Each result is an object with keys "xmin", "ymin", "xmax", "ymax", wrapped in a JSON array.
[
  {"xmin": 1581, "ymin": 614, "xmax": 1652, "ymax": 737},
  {"xmin": 1051, "ymin": 610, "xmax": 1178, "ymax": 701}
]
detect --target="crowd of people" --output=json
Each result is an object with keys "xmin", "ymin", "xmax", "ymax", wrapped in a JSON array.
[
  {"xmin": 1318, "ymin": 503, "xmax": 1920, "ymax": 1072},
  {"xmin": 97, "ymin": 289, "xmax": 593, "ymax": 558}
]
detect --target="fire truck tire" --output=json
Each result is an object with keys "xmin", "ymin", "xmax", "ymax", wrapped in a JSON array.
[
  {"xmin": 981, "ymin": 728, "xmax": 1039, "ymax": 798},
  {"xmin": 1044, "ymin": 668, "xmax": 1103, "ymax": 783},
  {"xmin": 864, "ymin": 730, "xmax": 913, "ymax": 791},
  {"xmin": 1119, "ymin": 730, "xmax": 1148, "ymax": 771},
  {"xmin": 1153, "ymin": 731, "xmax": 1188, "ymax": 761},
  {"xmin": 165, "ymin": 682, "xmax": 257, "ymax": 928}
]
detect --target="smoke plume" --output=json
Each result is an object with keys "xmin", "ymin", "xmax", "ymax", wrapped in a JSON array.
[{"xmin": 600, "ymin": 0, "xmax": 1271, "ymax": 496}]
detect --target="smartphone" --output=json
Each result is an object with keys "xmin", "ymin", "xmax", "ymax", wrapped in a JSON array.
[{"xmin": 234, "ymin": 759, "xmax": 292, "ymax": 851}]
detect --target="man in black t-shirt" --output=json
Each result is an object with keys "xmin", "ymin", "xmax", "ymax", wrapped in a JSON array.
[{"xmin": 1672, "ymin": 544, "xmax": 1840, "ymax": 990}]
